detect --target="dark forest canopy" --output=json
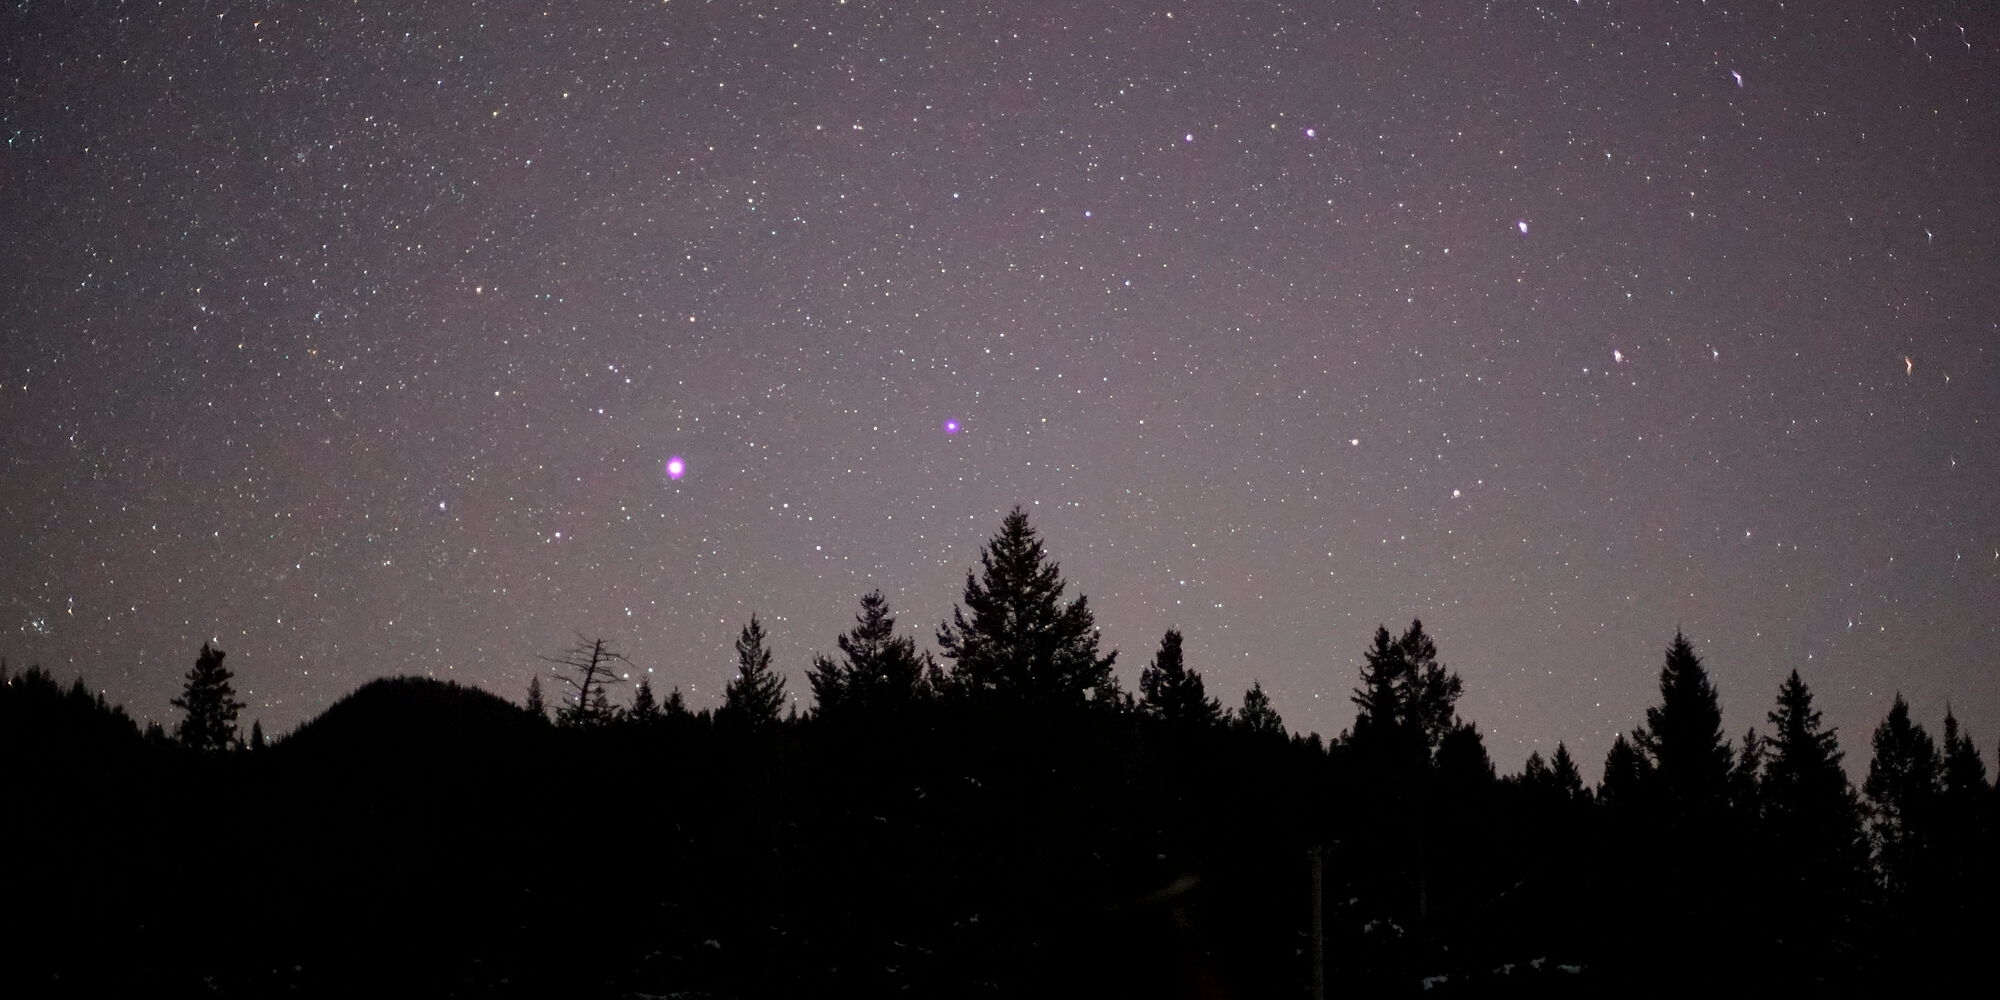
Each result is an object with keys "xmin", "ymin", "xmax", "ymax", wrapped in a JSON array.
[{"xmin": 4, "ymin": 509, "xmax": 1996, "ymax": 997}]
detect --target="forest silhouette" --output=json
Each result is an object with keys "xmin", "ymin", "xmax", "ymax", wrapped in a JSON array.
[{"xmin": 4, "ymin": 508, "xmax": 1994, "ymax": 997}]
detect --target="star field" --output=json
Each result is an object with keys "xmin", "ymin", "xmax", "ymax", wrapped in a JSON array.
[{"xmin": 4, "ymin": 1, "xmax": 1997, "ymax": 772}]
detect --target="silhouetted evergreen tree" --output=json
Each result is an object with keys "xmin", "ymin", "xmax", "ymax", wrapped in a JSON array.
[
  {"xmin": 1729, "ymin": 726, "xmax": 1764, "ymax": 813},
  {"xmin": 809, "ymin": 590, "xmax": 933, "ymax": 717},
  {"xmin": 172, "ymin": 643, "xmax": 244, "ymax": 752},
  {"xmin": 663, "ymin": 686, "xmax": 690, "ymax": 718},
  {"xmin": 1935, "ymin": 709, "xmax": 1994, "ymax": 969},
  {"xmin": 935, "ymin": 507, "xmax": 1119, "ymax": 707},
  {"xmin": 1633, "ymin": 630, "xmax": 1734, "ymax": 813},
  {"xmin": 1758, "ymin": 671, "xmax": 1866, "ymax": 979},
  {"xmin": 1348, "ymin": 620, "xmax": 1463, "ymax": 766},
  {"xmin": 1232, "ymin": 680, "xmax": 1284, "ymax": 737},
  {"xmin": 1137, "ymin": 629, "xmax": 1221, "ymax": 727},
  {"xmin": 722, "ymin": 615, "xmax": 786, "ymax": 728},
  {"xmin": 249, "ymin": 720, "xmax": 266, "ymax": 751},
  {"xmin": 524, "ymin": 675, "xmax": 548, "ymax": 721},
  {"xmin": 629, "ymin": 676, "xmax": 661, "ymax": 723},
  {"xmin": 1939, "ymin": 709, "xmax": 1989, "ymax": 803},
  {"xmin": 1863, "ymin": 694, "xmax": 1940, "ymax": 893},
  {"xmin": 1549, "ymin": 742, "xmax": 1588, "ymax": 802},
  {"xmin": 1598, "ymin": 733, "xmax": 1649, "ymax": 806},
  {"xmin": 540, "ymin": 637, "xmax": 626, "ymax": 728},
  {"xmin": 1435, "ymin": 721, "xmax": 1495, "ymax": 788}
]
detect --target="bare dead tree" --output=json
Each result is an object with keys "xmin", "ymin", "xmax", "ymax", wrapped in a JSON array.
[{"xmin": 538, "ymin": 636, "xmax": 628, "ymax": 728}]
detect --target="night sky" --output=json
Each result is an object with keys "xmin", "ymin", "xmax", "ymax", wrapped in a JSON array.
[{"xmin": 5, "ymin": 1, "xmax": 1997, "ymax": 774}]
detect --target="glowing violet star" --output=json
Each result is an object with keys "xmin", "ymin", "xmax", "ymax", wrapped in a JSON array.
[
  {"xmin": 665, "ymin": 455, "xmax": 686, "ymax": 480},
  {"xmin": 942, "ymin": 419, "xmax": 961, "ymax": 435}
]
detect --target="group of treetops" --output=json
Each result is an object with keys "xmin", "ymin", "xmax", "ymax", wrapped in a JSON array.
[{"xmin": 51, "ymin": 507, "xmax": 1998, "ymax": 868}]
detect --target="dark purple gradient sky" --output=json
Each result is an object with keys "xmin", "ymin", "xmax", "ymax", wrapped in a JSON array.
[{"xmin": 5, "ymin": 1, "xmax": 1997, "ymax": 774}]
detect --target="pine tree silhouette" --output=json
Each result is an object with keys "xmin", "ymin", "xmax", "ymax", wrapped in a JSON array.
[
  {"xmin": 722, "ymin": 615, "xmax": 787, "ymax": 728},
  {"xmin": 1864, "ymin": 694, "xmax": 1941, "ymax": 893},
  {"xmin": 1597, "ymin": 733, "xmax": 1650, "ymax": 806},
  {"xmin": 1758, "ymin": 671, "xmax": 1866, "ymax": 979},
  {"xmin": 1549, "ymin": 742, "xmax": 1588, "ymax": 802},
  {"xmin": 1633, "ymin": 631, "xmax": 1733, "ymax": 813},
  {"xmin": 1349, "ymin": 620, "xmax": 1463, "ymax": 765},
  {"xmin": 1137, "ymin": 629, "xmax": 1221, "ymax": 727},
  {"xmin": 629, "ymin": 676, "xmax": 661, "ymax": 723},
  {"xmin": 809, "ymin": 590, "xmax": 933, "ymax": 717},
  {"xmin": 171, "ymin": 643, "xmax": 244, "ymax": 752},
  {"xmin": 524, "ymin": 675, "xmax": 548, "ymax": 721},
  {"xmin": 1232, "ymin": 680, "xmax": 1284, "ymax": 737},
  {"xmin": 936, "ymin": 507, "xmax": 1119, "ymax": 707}
]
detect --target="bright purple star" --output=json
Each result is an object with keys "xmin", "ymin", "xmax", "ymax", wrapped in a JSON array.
[
  {"xmin": 942, "ymin": 419, "xmax": 961, "ymax": 435},
  {"xmin": 665, "ymin": 456, "xmax": 686, "ymax": 480}
]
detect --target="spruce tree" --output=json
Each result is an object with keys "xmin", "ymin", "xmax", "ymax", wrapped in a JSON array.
[
  {"xmin": 1633, "ymin": 631, "xmax": 1733, "ymax": 814},
  {"xmin": 1521, "ymin": 750, "xmax": 1552, "ymax": 789},
  {"xmin": 629, "ymin": 676, "xmax": 661, "ymax": 723},
  {"xmin": 1549, "ymin": 742, "xmax": 1588, "ymax": 802},
  {"xmin": 722, "ymin": 615, "xmax": 787, "ymax": 728},
  {"xmin": 1598, "ymin": 733, "xmax": 1650, "ymax": 806},
  {"xmin": 171, "ymin": 643, "xmax": 245, "ymax": 752},
  {"xmin": 1348, "ymin": 620, "xmax": 1462, "ymax": 765},
  {"xmin": 810, "ymin": 590, "xmax": 931, "ymax": 717},
  {"xmin": 524, "ymin": 675, "xmax": 548, "ymax": 721},
  {"xmin": 1762, "ymin": 672, "xmax": 1854, "ymax": 832},
  {"xmin": 1863, "ymin": 694, "xmax": 1941, "ymax": 892},
  {"xmin": 1758, "ymin": 671, "xmax": 1866, "ymax": 972},
  {"xmin": 1729, "ymin": 727, "xmax": 1764, "ymax": 814},
  {"xmin": 936, "ymin": 507, "xmax": 1119, "ymax": 707},
  {"xmin": 1137, "ymin": 629, "xmax": 1221, "ymax": 727},
  {"xmin": 1434, "ymin": 721, "xmax": 1495, "ymax": 789},
  {"xmin": 1233, "ymin": 681, "xmax": 1285, "ymax": 737},
  {"xmin": 249, "ymin": 720, "xmax": 266, "ymax": 751},
  {"xmin": 1940, "ymin": 709, "xmax": 1989, "ymax": 800}
]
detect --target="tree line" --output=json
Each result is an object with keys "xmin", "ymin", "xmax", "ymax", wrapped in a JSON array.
[{"xmin": 3, "ymin": 506, "xmax": 1994, "ymax": 996}]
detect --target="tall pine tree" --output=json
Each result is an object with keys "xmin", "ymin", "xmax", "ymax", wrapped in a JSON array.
[
  {"xmin": 1137, "ymin": 629, "xmax": 1221, "ymax": 727},
  {"xmin": 629, "ymin": 676, "xmax": 661, "ymax": 723},
  {"xmin": 1348, "ymin": 620, "xmax": 1463, "ymax": 765},
  {"xmin": 809, "ymin": 590, "xmax": 933, "ymax": 717},
  {"xmin": 1232, "ymin": 681, "xmax": 1285, "ymax": 737},
  {"xmin": 171, "ymin": 643, "xmax": 244, "ymax": 752},
  {"xmin": 1633, "ymin": 631, "xmax": 1734, "ymax": 814},
  {"xmin": 936, "ymin": 507, "xmax": 1119, "ymax": 707},
  {"xmin": 1863, "ymin": 694, "xmax": 1941, "ymax": 892},
  {"xmin": 1758, "ymin": 671, "xmax": 1866, "ymax": 978},
  {"xmin": 722, "ymin": 615, "xmax": 787, "ymax": 728}
]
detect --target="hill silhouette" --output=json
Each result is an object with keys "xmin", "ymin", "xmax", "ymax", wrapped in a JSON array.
[{"xmin": 278, "ymin": 674, "xmax": 540, "ymax": 758}]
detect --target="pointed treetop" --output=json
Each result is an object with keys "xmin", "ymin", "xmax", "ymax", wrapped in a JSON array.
[
  {"xmin": 722, "ymin": 614, "xmax": 787, "ymax": 728},
  {"xmin": 937, "ymin": 506, "xmax": 1118, "ymax": 706},
  {"xmin": 1138, "ymin": 629, "xmax": 1222, "ymax": 727}
]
